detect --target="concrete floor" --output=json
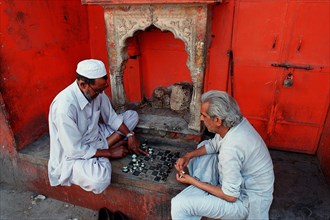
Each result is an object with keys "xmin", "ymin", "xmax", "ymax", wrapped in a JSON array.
[
  {"xmin": 1, "ymin": 149, "xmax": 329, "ymax": 220},
  {"xmin": 269, "ymin": 150, "xmax": 330, "ymax": 219},
  {"xmin": 0, "ymin": 182, "xmax": 98, "ymax": 220}
]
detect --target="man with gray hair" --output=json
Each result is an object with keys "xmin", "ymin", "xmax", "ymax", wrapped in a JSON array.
[
  {"xmin": 172, "ymin": 90, "xmax": 274, "ymax": 219},
  {"xmin": 48, "ymin": 59, "xmax": 146, "ymax": 194}
]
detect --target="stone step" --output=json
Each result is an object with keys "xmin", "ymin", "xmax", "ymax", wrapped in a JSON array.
[
  {"xmin": 17, "ymin": 133, "xmax": 197, "ymax": 220},
  {"xmin": 136, "ymin": 113, "xmax": 203, "ymax": 142}
]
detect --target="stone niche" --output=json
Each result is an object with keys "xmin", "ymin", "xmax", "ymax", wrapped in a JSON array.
[{"xmin": 81, "ymin": 0, "xmax": 220, "ymax": 134}]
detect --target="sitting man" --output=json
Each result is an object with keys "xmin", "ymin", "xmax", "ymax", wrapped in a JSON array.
[
  {"xmin": 172, "ymin": 90, "xmax": 274, "ymax": 219},
  {"xmin": 48, "ymin": 59, "xmax": 145, "ymax": 194}
]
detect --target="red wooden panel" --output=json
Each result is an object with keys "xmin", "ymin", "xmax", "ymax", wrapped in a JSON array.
[
  {"xmin": 270, "ymin": 123, "xmax": 320, "ymax": 154},
  {"xmin": 285, "ymin": 1, "xmax": 330, "ymax": 67},
  {"xmin": 233, "ymin": 66, "xmax": 277, "ymax": 120},
  {"xmin": 270, "ymin": 68, "xmax": 329, "ymax": 154},
  {"xmin": 232, "ymin": 0, "xmax": 287, "ymax": 64},
  {"xmin": 205, "ymin": 1, "xmax": 235, "ymax": 92},
  {"xmin": 138, "ymin": 30, "xmax": 191, "ymax": 98},
  {"xmin": 233, "ymin": 0, "xmax": 329, "ymax": 154},
  {"xmin": 275, "ymin": 69, "xmax": 329, "ymax": 125}
]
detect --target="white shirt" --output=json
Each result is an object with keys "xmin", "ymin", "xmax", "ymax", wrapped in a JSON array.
[
  {"xmin": 205, "ymin": 118, "xmax": 275, "ymax": 219},
  {"xmin": 48, "ymin": 81, "xmax": 123, "ymax": 186}
]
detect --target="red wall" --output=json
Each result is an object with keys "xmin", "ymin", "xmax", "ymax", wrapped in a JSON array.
[
  {"xmin": 0, "ymin": 0, "xmax": 91, "ymax": 149},
  {"xmin": 0, "ymin": 0, "xmax": 329, "ymax": 181},
  {"xmin": 0, "ymin": 94, "xmax": 16, "ymax": 157}
]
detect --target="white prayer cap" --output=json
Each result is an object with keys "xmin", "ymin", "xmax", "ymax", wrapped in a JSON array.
[{"xmin": 76, "ymin": 59, "xmax": 106, "ymax": 79}]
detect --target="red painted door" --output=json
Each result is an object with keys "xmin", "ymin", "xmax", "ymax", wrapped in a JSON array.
[{"xmin": 232, "ymin": 0, "xmax": 329, "ymax": 154}]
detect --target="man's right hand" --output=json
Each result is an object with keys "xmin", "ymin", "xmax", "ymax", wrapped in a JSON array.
[
  {"xmin": 174, "ymin": 155, "xmax": 191, "ymax": 173},
  {"xmin": 175, "ymin": 146, "xmax": 207, "ymax": 173},
  {"xmin": 108, "ymin": 146, "xmax": 128, "ymax": 158}
]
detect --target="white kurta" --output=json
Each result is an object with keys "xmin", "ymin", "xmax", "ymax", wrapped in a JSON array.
[
  {"xmin": 171, "ymin": 118, "xmax": 274, "ymax": 219},
  {"xmin": 48, "ymin": 81, "xmax": 138, "ymax": 194}
]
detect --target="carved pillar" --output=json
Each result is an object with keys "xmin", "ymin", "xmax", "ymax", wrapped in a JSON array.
[
  {"xmin": 152, "ymin": 5, "xmax": 211, "ymax": 131},
  {"xmin": 103, "ymin": 4, "xmax": 212, "ymax": 131},
  {"xmin": 104, "ymin": 6, "xmax": 152, "ymax": 110}
]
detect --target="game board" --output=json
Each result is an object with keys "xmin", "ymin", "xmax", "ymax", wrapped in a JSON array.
[{"xmin": 122, "ymin": 146, "xmax": 181, "ymax": 183}]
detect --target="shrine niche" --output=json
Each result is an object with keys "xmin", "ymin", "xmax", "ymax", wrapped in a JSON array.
[{"xmin": 82, "ymin": 0, "xmax": 219, "ymax": 133}]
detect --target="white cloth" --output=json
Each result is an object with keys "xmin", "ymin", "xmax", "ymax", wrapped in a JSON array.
[
  {"xmin": 48, "ymin": 81, "xmax": 138, "ymax": 194},
  {"xmin": 171, "ymin": 118, "xmax": 274, "ymax": 219}
]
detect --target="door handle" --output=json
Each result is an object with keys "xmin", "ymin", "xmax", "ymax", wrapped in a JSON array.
[
  {"xmin": 272, "ymin": 36, "xmax": 277, "ymax": 49},
  {"xmin": 271, "ymin": 63, "xmax": 313, "ymax": 70},
  {"xmin": 297, "ymin": 39, "xmax": 302, "ymax": 52}
]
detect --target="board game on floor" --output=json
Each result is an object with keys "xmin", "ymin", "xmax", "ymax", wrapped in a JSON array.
[{"xmin": 122, "ymin": 145, "xmax": 181, "ymax": 183}]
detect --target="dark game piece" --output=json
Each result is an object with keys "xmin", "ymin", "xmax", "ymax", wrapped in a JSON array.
[
  {"xmin": 133, "ymin": 171, "xmax": 140, "ymax": 176},
  {"xmin": 154, "ymin": 176, "xmax": 161, "ymax": 182}
]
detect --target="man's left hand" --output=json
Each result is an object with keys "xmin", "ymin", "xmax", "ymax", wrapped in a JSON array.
[
  {"xmin": 127, "ymin": 136, "xmax": 147, "ymax": 155},
  {"xmin": 175, "ymin": 173, "xmax": 195, "ymax": 185}
]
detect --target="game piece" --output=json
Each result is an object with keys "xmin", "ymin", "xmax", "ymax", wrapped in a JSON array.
[{"xmin": 122, "ymin": 166, "xmax": 128, "ymax": 173}]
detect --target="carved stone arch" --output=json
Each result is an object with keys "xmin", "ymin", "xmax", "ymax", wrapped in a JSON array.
[{"xmin": 103, "ymin": 4, "xmax": 213, "ymax": 131}]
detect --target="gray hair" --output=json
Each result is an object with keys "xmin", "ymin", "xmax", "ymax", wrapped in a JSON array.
[{"xmin": 201, "ymin": 90, "xmax": 242, "ymax": 128}]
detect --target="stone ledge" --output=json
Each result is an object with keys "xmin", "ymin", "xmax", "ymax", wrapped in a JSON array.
[
  {"xmin": 16, "ymin": 133, "xmax": 200, "ymax": 219},
  {"xmin": 18, "ymin": 133, "xmax": 196, "ymax": 195}
]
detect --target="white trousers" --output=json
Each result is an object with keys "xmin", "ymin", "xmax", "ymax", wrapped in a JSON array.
[
  {"xmin": 171, "ymin": 141, "xmax": 248, "ymax": 220},
  {"xmin": 71, "ymin": 110, "xmax": 139, "ymax": 194}
]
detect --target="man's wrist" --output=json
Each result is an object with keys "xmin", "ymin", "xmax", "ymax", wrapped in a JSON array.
[
  {"xmin": 184, "ymin": 152, "xmax": 193, "ymax": 160},
  {"xmin": 126, "ymin": 131, "xmax": 135, "ymax": 138}
]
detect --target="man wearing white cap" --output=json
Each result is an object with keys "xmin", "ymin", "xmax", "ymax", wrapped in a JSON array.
[{"xmin": 48, "ymin": 59, "xmax": 145, "ymax": 194}]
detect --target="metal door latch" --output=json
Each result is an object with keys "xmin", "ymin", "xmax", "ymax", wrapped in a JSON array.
[{"xmin": 271, "ymin": 63, "xmax": 313, "ymax": 70}]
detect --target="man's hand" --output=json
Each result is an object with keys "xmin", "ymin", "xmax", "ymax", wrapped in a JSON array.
[
  {"xmin": 108, "ymin": 146, "xmax": 128, "ymax": 158},
  {"xmin": 175, "ymin": 146, "xmax": 207, "ymax": 173},
  {"xmin": 175, "ymin": 172, "xmax": 195, "ymax": 185},
  {"xmin": 127, "ymin": 136, "xmax": 147, "ymax": 155},
  {"xmin": 174, "ymin": 155, "xmax": 191, "ymax": 173}
]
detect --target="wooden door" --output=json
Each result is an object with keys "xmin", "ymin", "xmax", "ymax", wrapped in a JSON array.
[
  {"xmin": 232, "ymin": 0, "xmax": 287, "ymax": 141},
  {"xmin": 269, "ymin": 0, "xmax": 330, "ymax": 153},
  {"xmin": 232, "ymin": 0, "xmax": 329, "ymax": 154}
]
